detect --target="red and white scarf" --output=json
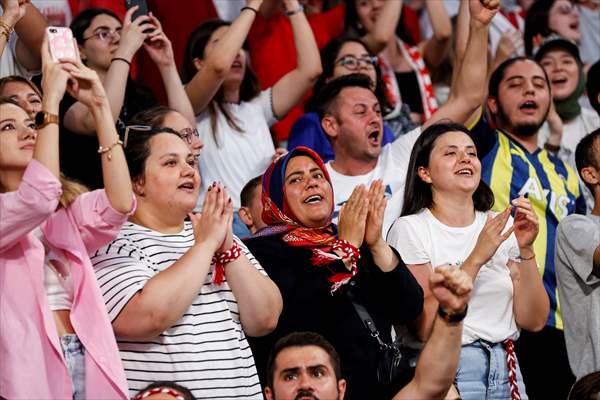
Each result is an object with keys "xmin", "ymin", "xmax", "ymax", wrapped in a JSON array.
[{"xmin": 378, "ymin": 39, "xmax": 438, "ymax": 121}]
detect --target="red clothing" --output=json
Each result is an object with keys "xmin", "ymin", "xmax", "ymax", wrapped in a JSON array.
[{"xmin": 248, "ymin": 4, "xmax": 345, "ymax": 141}]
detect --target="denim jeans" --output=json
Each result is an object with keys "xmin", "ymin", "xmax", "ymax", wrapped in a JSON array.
[
  {"xmin": 60, "ymin": 334, "xmax": 85, "ymax": 400},
  {"xmin": 456, "ymin": 340, "xmax": 528, "ymax": 400}
]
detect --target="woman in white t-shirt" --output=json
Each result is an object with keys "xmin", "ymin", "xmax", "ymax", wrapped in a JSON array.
[
  {"xmin": 181, "ymin": 0, "xmax": 321, "ymax": 236},
  {"xmin": 387, "ymin": 122, "xmax": 549, "ymax": 400}
]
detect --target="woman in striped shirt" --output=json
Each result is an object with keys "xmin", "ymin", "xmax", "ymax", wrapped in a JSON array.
[{"xmin": 92, "ymin": 126, "xmax": 282, "ymax": 399}]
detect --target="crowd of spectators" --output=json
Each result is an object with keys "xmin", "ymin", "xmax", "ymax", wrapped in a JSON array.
[{"xmin": 1, "ymin": 0, "xmax": 600, "ymax": 399}]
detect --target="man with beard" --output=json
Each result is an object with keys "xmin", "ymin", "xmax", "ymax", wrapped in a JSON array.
[
  {"xmin": 319, "ymin": 0, "xmax": 501, "ymax": 236},
  {"xmin": 264, "ymin": 266, "xmax": 473, "ymax": 400},
  {"xmin": 469, "ymin": 56, "xmax": 587, "ymax": 399}
]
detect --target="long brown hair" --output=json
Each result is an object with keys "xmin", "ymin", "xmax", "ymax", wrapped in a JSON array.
[{"xmin": 182, "ymin": 19, "xmax": 260, "ymax": 147}]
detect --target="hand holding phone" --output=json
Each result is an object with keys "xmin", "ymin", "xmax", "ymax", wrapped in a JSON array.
[
  {"xmin": 46, "ymin": 27, "xmax": 77, "ymax": 62},
  {"xmin": 125, "ymin": 0, "xmax": 149, "ymax": 23}
]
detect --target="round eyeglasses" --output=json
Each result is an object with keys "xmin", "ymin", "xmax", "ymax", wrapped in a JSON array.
[{"xmin": 335, "ymin": 55, "xmax": 378, "ymax": 71}]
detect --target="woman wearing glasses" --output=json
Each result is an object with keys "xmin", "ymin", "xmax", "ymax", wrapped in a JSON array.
[
  {"xmin": 56, "ymin": 6, "xmax": 194, "ymax": 190},
  {"xmin": 345, "ymin": 0, "xmax": 452, "ymax": 124},
  {"xmin": 0, "ymin": 37, "xmax": 133, "ymax": 399},
  {"xmin": 181, "ymin": 0, "xmax": 321, "ymax": 237},
  {"xmin": 129, "ymin": 106, "xmax": 204, "ymax": 157},
  {"xmin": 91, "ymin": 122, "xmax": 282, "ymax": 398},
  {"xmin": 287, "ymin": 35, "xmax": 418, "ymax": 162}
]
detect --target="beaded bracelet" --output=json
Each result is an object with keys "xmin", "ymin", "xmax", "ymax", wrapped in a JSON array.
[
  {"xmin": 212, "ymin": 240, "xmax": 242, "ymax": 285},
  {"xmin": 0, "ymin": 20, "xmax": 13, "ymax": 41},
  {"xmin": 97, "ymin": 139, "xmax": 123, "ymax": 160}
]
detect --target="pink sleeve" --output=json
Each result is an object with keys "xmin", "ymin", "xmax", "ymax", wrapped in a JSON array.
[
  {"xmin": 68, "ymin": 190, "xmax": 137, "ymax": 254},
  {"xmin": 0, "ymin": 160, "xmax": 62, "ymax": 253}
]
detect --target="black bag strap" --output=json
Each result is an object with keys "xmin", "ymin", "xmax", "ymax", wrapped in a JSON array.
[{"xmin": 347, "ymin": 289, "xmax": 388, "ymax": 349}]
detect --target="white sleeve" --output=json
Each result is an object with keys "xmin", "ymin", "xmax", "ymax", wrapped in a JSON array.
[
  {"xmin": 92, "ymin": 238, "xmax": 154, "ymax": 321},
  {"xmin": 386, "ymin": 216, "xmax": 431, "ymax": 265},
  {"xmin": 254, "ymin": 88, "xmax": 278, "ymax": 127}
]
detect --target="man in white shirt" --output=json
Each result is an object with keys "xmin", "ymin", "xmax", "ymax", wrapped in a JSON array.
[{"xmin": 316, "ymin": 0, "xmax": 500, "ymax": 235}]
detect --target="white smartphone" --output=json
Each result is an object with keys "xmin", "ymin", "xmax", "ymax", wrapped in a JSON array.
[{"xmin": 46, "ymin": 26, "xmax": 76, "ymax": 62}]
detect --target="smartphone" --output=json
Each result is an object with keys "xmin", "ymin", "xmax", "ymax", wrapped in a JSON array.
[
  {"xmin": 46, "ymin": 27, "xmax": 76, "ymax": 62},
  {"xmin": 125, "ymin": 0, "xmax": 149, "ymax": 22}
]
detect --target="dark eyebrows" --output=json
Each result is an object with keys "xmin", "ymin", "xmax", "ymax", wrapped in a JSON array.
[
  {"xmin": 0, "ymin": 118, "xmax": 16, "ymax": 124},
  {"xmin": 505, "ymin": 76, "xmax": 524, "ymax": 83},
  {"xmin": 285, "ymin": 166, "xmax": 322, "ymax": 181},
  {"xmin": 279, "ymin": 364, "xmax": 329, "ymax": 377},
  {"xmin": 158, "ymin": 152, "xmax": 184, "ymax": 160}
]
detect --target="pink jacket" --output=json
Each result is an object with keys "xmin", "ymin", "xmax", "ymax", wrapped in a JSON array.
[{"xmin": 0, "ymin": 160, "xmax": 132, "ymax": 399}]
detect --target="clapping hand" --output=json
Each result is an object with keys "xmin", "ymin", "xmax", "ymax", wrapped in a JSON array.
[
  {"xmin": 337, "ymin": 185, "xmax": 369, "ymax": 249},
  {"xmin": 364, "ymin": 180, "xmax": 387, "ymax": 247},
  {"xmin": 190, "ymin": 182, "xmax": 233, "ymax": 253},
  {"xmin": 467, "ymin": 208, "xmax": 514, "ymax": 267},
  {"xmin": 430, "ymin": 265, "xmax": 473, "ymax": 316},
  {"xmin": 511, "ymin": 196, "xmax": 538, "ymax": 250}
]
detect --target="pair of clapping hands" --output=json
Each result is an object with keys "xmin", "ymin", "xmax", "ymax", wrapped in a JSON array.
[
  {"xmin": 337, "ymin": 180, "xmax": 387, "ymax": 251},
  {"xmin": 189, "ymin": 183, "xmax": 235, "ymax": 255}
]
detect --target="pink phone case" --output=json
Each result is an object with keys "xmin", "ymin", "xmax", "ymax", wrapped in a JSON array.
[{"xmin": 46, "ymin": 27, "xmax": 76, "ymax": 62}]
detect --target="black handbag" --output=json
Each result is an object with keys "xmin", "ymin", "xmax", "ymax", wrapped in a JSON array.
[{"xmin": 349, "ymin": 297, "xmax": 420, "ymax": 394}]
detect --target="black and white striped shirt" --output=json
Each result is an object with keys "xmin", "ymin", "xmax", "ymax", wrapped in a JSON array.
[{"xmin": 92, "ymin": 221, "xmax": 264, "ymax": 399}]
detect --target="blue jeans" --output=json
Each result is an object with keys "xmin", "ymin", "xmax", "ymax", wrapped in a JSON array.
[
  {"xmin": 60, "ymin": 334, "xmax": 85, "ymax": 400},
  {"xmin": 456, "ymin": 340, "xmax": 528, "ymax": 400}
]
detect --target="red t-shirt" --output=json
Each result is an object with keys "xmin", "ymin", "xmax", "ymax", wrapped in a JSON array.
[{"xmin": 248, "ymin": 4, "xmax": 346, "ymax": 141}]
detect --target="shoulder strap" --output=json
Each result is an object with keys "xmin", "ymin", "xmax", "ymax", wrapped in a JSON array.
[{"xmin": 347, "ymin": 290, "xmax": 388, "ymax": 349}]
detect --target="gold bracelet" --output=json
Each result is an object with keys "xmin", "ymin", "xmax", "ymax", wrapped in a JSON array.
[
  {"xmin": 98, "ymin": 139, "xmax": 123, "ymax": 160},
  {"xmin": 0, "ymin": 26, "xmax": 10, "ymax": 42}
]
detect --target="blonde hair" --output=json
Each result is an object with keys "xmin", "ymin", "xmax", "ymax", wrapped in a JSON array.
[{"xmin": 59, "ymin": 175, "xmax": 89, "ymax": 208}]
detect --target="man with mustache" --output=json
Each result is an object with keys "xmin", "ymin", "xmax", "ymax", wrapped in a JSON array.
[
  {"xmin": 264, "ymin": 266, "xmax": 473, "ymax": 400},
  {"xmin": 469, "ymin": 55, "xmax": 587, "ymax": 398}
]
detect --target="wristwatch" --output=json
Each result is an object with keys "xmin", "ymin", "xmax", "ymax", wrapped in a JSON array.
[
  {"xmin": 437, "ymin": 304, "xmax": 468, "ymax": 323},
  {"xmin": 34, "ymin": 111, "xmax": 59, "ymax": 129}
]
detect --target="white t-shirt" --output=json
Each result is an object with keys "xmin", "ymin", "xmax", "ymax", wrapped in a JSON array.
[
  {"xmin": 195, "ymin": 89, "xmax": 277, "ymax": 211},
  {"xmin": 326, "ymin": 127, "xmax": 421, "ymax": 236},
  {"xmin": 92, "ymin": 221, "xmax": 265, "ymax": 399},
  {"xmin": 0, "ymin": 34, "xmax": 38, "ymax": 79},
  {"xmin": 387, "ymin": 209, "xmax": 520, "ymax": 345},
  {"xmin": 538, "ymin": 107, "xmax": 600, "ymax": 211}
]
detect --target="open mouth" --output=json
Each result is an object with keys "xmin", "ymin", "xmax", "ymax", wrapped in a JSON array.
[
  {"xmin": 231, "ymin": 60, "xmax": 242, "ymax": 69},
  {"xmin": 551, "ymin": 76, "xmax": 568, "ymax": 85},
  {"xmin": 367, "ymin": 129, "xmax": 380, "ymax": 145},
  {"xmin": 455, "ymin": 168, "xmax": 473, "ymax": 176},
  {"xmin": 519, "ymin": 100, "xmax": 539, "ymax": 115},
  {"xmin": 178, "ymin": 182, "xmax": 195, "ymax": 192},
  {"xmin": 569, "ymin": 21, "xmax": 579, "ymax": 30},
  {"xmin": 303, "ymin": 194, "xmax": 323, "ymax": 204}
]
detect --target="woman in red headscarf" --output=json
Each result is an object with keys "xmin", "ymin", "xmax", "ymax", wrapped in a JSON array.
[{"xmin": 243, "ymin": 146, "xmax": 424, "ymax": 400}]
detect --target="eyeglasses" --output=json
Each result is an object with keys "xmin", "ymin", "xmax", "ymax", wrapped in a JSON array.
[
  {"xmin": 335, "ymin": 55, "xmax": 378, "ymax": 71},
  {"xmin": 123, "ymin": 124, "xmax": 200, "ymax": 148},
  {"xmin": 177, "ymin": 127, "xmax": 200, "ymax": 145},
  {"xmin": 83, "ymin": 28, "xmax": 121, "ymax": 42}
]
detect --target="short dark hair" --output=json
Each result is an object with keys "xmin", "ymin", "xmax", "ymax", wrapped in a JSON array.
[
  {"xmin": 316, "ymin": 73, "xmax": 375, "ymax": 121},
  {"xmin": 568, "ymin": 371, "xmax": 600, "ymax": 400},
  {"xmin": 587, "ymin": 61, "xmax": 600, "ymax": 115},
  {"xmin": 266, "ymin": 332, "xmax": 342, "ymax": 389},
  {"xmin": 124, "ymin": 127, "xmax": 183, "ymax": 182},
  {"xmin": 488, "ymin": 56, "xmax": 550, "ymax": 100},
  {"xmin": 240, "ymin": 176, "xmax": 262, "ymax": 207},
  {"xmin": 401, "ymin": 122, "xmax": 495, "ymax": 217},
  {"xmin": 575, "ymin": 128, "xmax": 600, "ymax": 192},
  {"xmin": 70, "ymin": 8, "xmax": 121, "ymax": 44}
]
